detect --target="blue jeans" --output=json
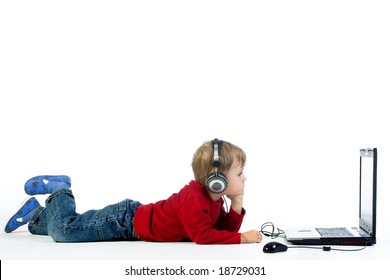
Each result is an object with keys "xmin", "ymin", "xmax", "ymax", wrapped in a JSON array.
[{"xmin": 28, "ymin": 189, "xmax": 141, "ymax": 242}]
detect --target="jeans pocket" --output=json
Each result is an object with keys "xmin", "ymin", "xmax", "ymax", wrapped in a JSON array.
[{"xmin": 98, "ymin": 218, "xmax": 129, "ymax": 241}]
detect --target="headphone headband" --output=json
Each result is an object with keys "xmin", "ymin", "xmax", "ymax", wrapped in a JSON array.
[{"xmin": 211, "ymin": 138, "xmax": 223, "ymax": 168}]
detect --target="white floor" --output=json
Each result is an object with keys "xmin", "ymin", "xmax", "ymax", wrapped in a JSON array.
[
  {"xmin": 2, "ymin": 231, "xmax": 389, "ymax": 280},
  {"xmin": 0, "ymin": 231, "xmax": 255, "ymax": 260},
  {"xmin": 1, "ymin": 230, "xmax": 389, "ymax": 260}
]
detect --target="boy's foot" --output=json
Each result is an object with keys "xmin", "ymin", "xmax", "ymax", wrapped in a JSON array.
[
  {"xmin": 24, "ymin": 175, "xmax": 71, "ymax": 195},
  {"xmin": 4, "ymin": 197, "xmax": 40, "ymax": 233}
]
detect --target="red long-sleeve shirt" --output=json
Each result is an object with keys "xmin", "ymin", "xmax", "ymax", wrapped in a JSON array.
[{"xmin": 133, "ymin": 180, "xmax": 245, "ymax": 244}]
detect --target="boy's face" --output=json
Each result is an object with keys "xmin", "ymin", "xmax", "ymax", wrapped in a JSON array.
[{"xmin": 224, "ymin": 161, "xmax": 247, "ymax": 196}]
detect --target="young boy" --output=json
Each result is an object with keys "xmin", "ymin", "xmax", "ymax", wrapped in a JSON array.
[{"xmin": 5, "ymin": 139, "xmax": 262, "ymax": 244}]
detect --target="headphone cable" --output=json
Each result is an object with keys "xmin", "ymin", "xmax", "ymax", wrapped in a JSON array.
[
  {"xmin": 222, "ymin": 195, "xmax": 230, "ymax": 212},
  {"xmin": 260, "ymin": 222, "xmax": 285, "ymax": 239}
]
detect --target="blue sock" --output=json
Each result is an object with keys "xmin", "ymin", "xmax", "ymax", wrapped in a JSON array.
[{"xmin": 46, "ymin": 181, "xmax": 71, "ymax": 194}]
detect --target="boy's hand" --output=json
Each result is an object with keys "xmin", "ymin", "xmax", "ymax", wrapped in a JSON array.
[
  {"xmin": 227, "ymin": 190, "xmax": 244, "ymax": 215},
  {"xmin": 226, "ymin": 191, "xmax": 244, "ymax": 203},
  {"xmin": 241, "ymin": 230, "xmax": 263, "ymax": 243}
]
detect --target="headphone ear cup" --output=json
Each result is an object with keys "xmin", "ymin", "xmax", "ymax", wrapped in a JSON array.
[{"xmin": 205, "ymin": 172, "xmax": 228, "ymax": 194}]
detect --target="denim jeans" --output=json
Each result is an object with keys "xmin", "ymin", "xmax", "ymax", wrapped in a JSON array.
[{"xmin": 28, "ymin": 189, "xmax": 141, "ymax": 242}]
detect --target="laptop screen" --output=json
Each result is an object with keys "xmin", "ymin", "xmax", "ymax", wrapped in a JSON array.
[{"xmin": 359, "ymin": 148, "xmax": 377, "ymax": 236}]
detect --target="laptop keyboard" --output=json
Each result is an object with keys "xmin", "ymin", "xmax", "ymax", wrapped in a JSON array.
[{"xmin": 316, "ymin": 227, "xmax": 354, "ymax": 237}]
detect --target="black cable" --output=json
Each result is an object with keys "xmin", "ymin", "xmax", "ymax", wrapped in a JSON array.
[
  {"xmin": 326, "ymin": 246, "xmax": 367, "ymax": 252},
  {"xmin": 288, "ymin": 246, "xmax": 325, "ymax": 250},
  {"xmin": 222, "ymin": 196, "xmax": 229, "ymax": 212},
  {"xmin": 260, "ymin": 222, "xmax": 285, "ymax": 239}
]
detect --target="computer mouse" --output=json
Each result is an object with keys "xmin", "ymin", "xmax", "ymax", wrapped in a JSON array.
[{"xmin": 263, "ymin": 241, "xmax": 288, "ymax": 253}]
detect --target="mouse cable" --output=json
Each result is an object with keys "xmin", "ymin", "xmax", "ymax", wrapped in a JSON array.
[
  {"xmin": 260, "ymin": 222, "xmax": 285, "ymax": 239},
  {"xmin": 288, "ymin": 245, "xmax": 367, "ymax": 252}
]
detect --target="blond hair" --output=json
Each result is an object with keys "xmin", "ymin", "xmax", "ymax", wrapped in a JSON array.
[{"xmin": 192, "ymin": 139, "xmax": 246, "ymax": 185}]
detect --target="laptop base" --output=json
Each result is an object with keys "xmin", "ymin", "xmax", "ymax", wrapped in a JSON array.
[{"xmin": 287, "ymin": 237, "xmax": 374, "ymax": 246}]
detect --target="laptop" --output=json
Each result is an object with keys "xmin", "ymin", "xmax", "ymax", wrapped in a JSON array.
[{"xmin": 284, "ymin": 148, "xmax": 377, "ymax": 246}]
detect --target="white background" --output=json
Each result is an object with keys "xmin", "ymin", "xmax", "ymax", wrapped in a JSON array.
[{"xmin": 1, "ymin": 0, "xmax": 389, "ymax": 260}]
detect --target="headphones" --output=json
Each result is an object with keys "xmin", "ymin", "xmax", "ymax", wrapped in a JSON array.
[{"xmin": 205, "ymin": 138, "xmax": 229, "ymax": 193}]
